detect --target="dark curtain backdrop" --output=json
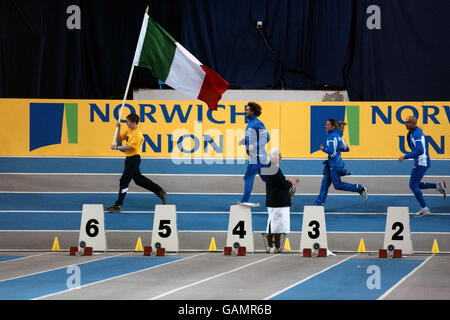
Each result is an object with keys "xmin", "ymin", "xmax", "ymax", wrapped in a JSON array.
[{"xmin": 1, "ymin": 0, "xmax": 449, "ymax": 100}]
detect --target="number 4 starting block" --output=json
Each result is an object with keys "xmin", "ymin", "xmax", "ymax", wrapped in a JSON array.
[{"xmin": 225, "ymin": 204, "xmax": 255, "ymax": 254}]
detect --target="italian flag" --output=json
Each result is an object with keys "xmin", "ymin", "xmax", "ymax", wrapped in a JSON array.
[{"xmin": 133, "ymin": 12, "xmax": 229, "ymax": 110}]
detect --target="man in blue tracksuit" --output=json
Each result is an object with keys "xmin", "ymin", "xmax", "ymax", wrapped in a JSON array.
[
  {"xmin": 399, "ymin": 115, "xmax": 446, "ymax": 216},
  {"xmin": 235, "ymin": 102, "xmax": 270, "ymax": 204},
  {"xmin": 314, "ymin": 119, "xmax": 368, "ymax": 206}
]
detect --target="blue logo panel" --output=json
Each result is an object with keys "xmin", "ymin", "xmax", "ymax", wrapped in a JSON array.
[
  {"xmin": 29, "ymin": 103, "xmax": 64, "ymax": 151},
  {"xmin": 310, "ymin": 106, "xmax": 346, "ymax": 154}
]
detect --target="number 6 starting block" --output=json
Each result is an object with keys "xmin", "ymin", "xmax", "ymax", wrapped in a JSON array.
[{"xmin": 77, "ymin": 204, "xmax": 107, "ymax": 252}]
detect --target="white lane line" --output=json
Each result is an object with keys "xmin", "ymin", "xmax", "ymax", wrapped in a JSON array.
[
  {"xmin": 263, "ymin": 254, "xmax": 358, "ymax": 300},
  {"xmin": 0, "ymin": 252, "xmax": 55, "ymax": 264},
  {"xmin": 149, "ymin": 254, "xmax": 280, "ymax": 300},
  {"xmin": 33, "ymin": 252, "xmax": 208, "ymax": 300},
  {"xmin": 2, "ymin": 173, "xmax": 448, "ymax": 178},
  {"xmin": 377, "ymin": 254, "xmax": 435, "ymax": 300},
  {"xmin": 0, "ymin": 252, "xmax": 129, "ymax": 283},
  {"xmin": 0, "ymin": 191, "xmax": 446, "ymax": 196},
  {"xmin": 1, "ymin": 210, "xmax": 449, "ymax": 215}
]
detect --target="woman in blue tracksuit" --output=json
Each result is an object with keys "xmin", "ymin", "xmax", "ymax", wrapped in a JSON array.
[
  {"xmin": 399, "ymin": 115, "xmax": 446, "ymax": 216},
  {"xmin": 314, "ymin": 119, "xmax": 368, "ymax": 206},
  {"xmin": 235, "ymin": 102, "xmax": 270, "ymax": 204}
]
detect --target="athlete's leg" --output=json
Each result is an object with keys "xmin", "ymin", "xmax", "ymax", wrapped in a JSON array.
[
  {"xmin": 330, "ymin": 167, "xmax": 361, "ymax": 193},
  {"xmin": 314, "ymin": 169, "xmax": 332, "ymax": 206},
  {"xmin": 241, "ymin": 163, "xmax": 261, "ymax": 203},
  {"xmin": 409, "ymin": 166, "xmax": 429, "ymax": 208}
]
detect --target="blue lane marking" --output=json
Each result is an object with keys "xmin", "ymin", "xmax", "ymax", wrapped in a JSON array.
[
  {"xmin": 1, "ymin": 157, "xmax": 449, "ymax": 175},
  {"xmin": 271, "ymin": 258, "xmax": 424, "ymax": 300},
  {"xmin": 0, "ymin": 193, "xmax": 448, "ymax": 213},
  {"xmin": 1, "ymin": 212, "xmax": 449, "ymax": 232},
  {"xmin": 0, "ymin": 256, "xmax": 24, "ymax": 262},
  {"xmin": 0, "ymin": 256, "xmax": 181, "ymax": 300}
]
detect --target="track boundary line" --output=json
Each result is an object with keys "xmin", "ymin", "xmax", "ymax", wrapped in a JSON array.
[
  {"xmin": 377, "ymin": 254, "xmax": 434, "ymax": 300},
  {"xmin": 148, "ymin": 254, "xmax": 279, "ymax": 300},
  {"xmin": 33, "ymin": 252, "xmax": 208, "ymax": 300},
  {"xmin": 264, "ymin": 254, "xmax": 358, "ymax": 300}
]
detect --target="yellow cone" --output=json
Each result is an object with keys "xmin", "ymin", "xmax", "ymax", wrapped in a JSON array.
[
  {"xmin": 357, "ymin": 238, "xmax": 366, "ymax": 253},
  {"xmin": 284, "ymin": 237, "xmax": 291, "ymax": 251},
  {"xmin": 208, "ymin": 237, "xmax": 217, "ymax": 251},
  {"xmin": 51, "ymin": 236, "xmax": 60, "ymax": 251},
  {"xmin": 431, "ymin": 239, "xmax": 440, "ymax": 254},
  {"xmin": 134, "ymin": 236, "xmax": 143, "ymax": 252}
]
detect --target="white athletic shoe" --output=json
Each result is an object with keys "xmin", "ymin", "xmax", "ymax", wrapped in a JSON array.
[
  {"xmin": 289, "ymin": 186, "xmax": 296, "ymax": 201},
  {"xmin": 359, "ymin": 186, "xmax": 368, "ymax": 201},
  {"xmin": 413, "ymin": 207, "xmax": 431, "ymax": 217},
  {"xmin": 437, "ymin": 181, "xmax": 447, "ymax": 199}
]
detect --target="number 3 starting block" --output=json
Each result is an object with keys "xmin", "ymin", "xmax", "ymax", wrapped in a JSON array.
[{"xmin": 300, "ymin": 206, "xmax": 328, "ymax": 257}]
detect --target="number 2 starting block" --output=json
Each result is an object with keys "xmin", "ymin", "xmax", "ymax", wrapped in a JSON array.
[{"xmin": 380, "ymin": 207, "xmax": 413, "ymax": 257}]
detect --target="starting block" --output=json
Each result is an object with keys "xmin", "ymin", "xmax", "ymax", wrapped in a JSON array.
[
  {"xmin": 69, "ymin": 246, "xmax": 78, "ymax": 256},
  {"xmin": 151, "ymin": 205, "xmax": 179, "ymax": 253},
  {"xmin": 302, "ymin": 244, "xmax": 327, "ymax": 257},
  {"xmin": 302, "ymin": 248, "xmax": 312, "ymax": 257},
  {"xmin": 69, "ymin": 240, "xmax": 92, "ymax": 256},
  {"xmin": 226, "ymin": 205, "xmax": 254, "ymax": 253},
  {"xmin": 223, "ymin": 243, "xmax": 246, "ymax": 256},
  {"xmin": 317, "ymin": 248, "xmax": 327, "ymax": 257},
  {"xmin": 378, "ymin": 247, "xmax": 402, "ymax": 259},
  {"xmin": 382, "ymin": 207, "xmax": 413, "ymax": 255},
  {"xmin": 393, "ymin": 249, "xmax": 403, "ymax": 258},
  {"xmin": 379, "ymin": 249, "xmax": 388, "ymax": 258},
  {"xmin": 143, "ymin": 246, "xmax": 152, "ymax": 256},
  {"xmin": 156, "ymin": 247, "xmax": 166, "ymax": 256},
  {"xmin": 83, "ymin": 247, "xmax": 93, "ymax": 256},
  {"xmin": 300, "ymin": 206, "xmax": 328, "ymax": 257},
  {"xmin": 224, "ymin": 246, "xmax": 232, "ymax": 255},
  {"xmin": 237, "ymin": 246, "xmax": 246, "ymax": 256},
  {"xmin": 78, "ymin": 204, "xmax": 107, "ymax": 252}
]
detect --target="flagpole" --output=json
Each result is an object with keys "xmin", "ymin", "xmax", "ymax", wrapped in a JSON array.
[
  {"xmin": 112, "ymin": 6, "xmax": 149, "ymax": 146},
  {"xmin": 111, "ymin": 64, "xmax": 135, "ymax": 146}
]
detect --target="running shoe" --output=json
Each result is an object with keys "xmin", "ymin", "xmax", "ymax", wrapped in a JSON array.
[
  {"xmin": 437, "ymin": 181, "xmax": 447, "ymax": 199},
  {"xmin": 359, "ymin": 186, "xmax": 368, "ymax": 201},
  {"xmin": 413, "ymin": 207, "xmax": 431, "ymax": 217},
  {"xmin": 107, "ymin": 204, "xmax": 122, "ymax": 213}
]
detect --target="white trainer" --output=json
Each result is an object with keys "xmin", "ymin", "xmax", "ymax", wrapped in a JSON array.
[
  {"xmin": 437, "ymin": 181, "xmax": 446, "ymax": 199},
  {"xmin": 413, "ymin": 207, "xmax": 431, "ymax": 217},
  {"xmin": 360, "ymin": 186, "xmax": 368, "ymax": 201}
]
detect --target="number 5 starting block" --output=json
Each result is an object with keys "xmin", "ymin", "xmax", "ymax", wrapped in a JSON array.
[{"xmin": 151, "ymin": 204, "xmax": 179, "ymax": 253}]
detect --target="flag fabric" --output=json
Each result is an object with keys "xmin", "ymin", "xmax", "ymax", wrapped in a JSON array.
[{"xmin": 133, "ymin": 12, "xmax": 229, "ymax": 110}]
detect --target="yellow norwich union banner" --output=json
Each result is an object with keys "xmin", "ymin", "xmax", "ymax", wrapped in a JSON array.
[{"xmin": 0, "ymin": 99, "xmax": 448, "ymax": 159}]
